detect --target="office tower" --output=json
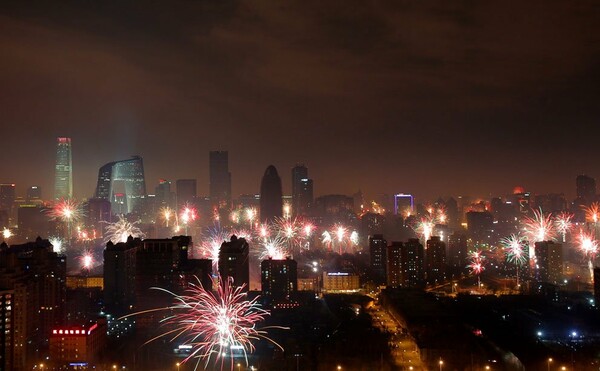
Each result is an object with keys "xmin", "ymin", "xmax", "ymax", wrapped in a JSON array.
[
  {"xmin": 425, "ymin": 236, "xmax": 447, "ymax": 285},
  {"xmin": 369, "ymin": 234, "xmax": 387, "ymax": 284},
  {"xmin": 313, "ymin": 194, "xmax": 354, "ymax": 223},
  {"xmin": 448, "ymin": 233, "xmax": 468, "ymax": 275},
  {"xmin": 85, "ymin": 198, "xmax": 111, "ymax": 236},
  {"xmin": 0, "ymin": 184, "xmax": 15, "ymax": 216},
  {"xmin": 386, "ymin": 241, "xmax": 402, "ymax": 288},
  {"xmin": 25, "ymin": 186, "xmax": 41, "ymax": 202},
  {"xmin": 291, "ymin": 164, "xmax": 313, "ymax": 217},
  {"xmin": 94, "ymin": 156, "xmax": 147, "ymax": 214},
  {"xmin": 0, "ymin": 289, "xmax": 13, "ymax": 371},
  {"xmin": 260, "ymin": 165, "xmax": 283, "ymax": 222},
  {"xmin": 155, "ymin": 179, "xmax": 174, "ymax": 208},
  {"xmin": 534, "ymin": 193, "xmax": 567, "ymax": 214},
  {"xmin": 54, "ymin": 137, "xmax": 73, "ymax": 200},
  {"xmin": 400, "ymin": 239, "xmax": 425, "ymax": 287},
  {"xmin": 261, "ymin": 257, "xmax": 297, "ymax": 304},
  {"xmin": 534, "ymin": 241, "xmax": 563, "ymax": 285},
  {"xmin": 465, "ymin": 211, "xmax": 494, "ymax": 242},
  {"xmin": 176, "ymin": 179, "xmax": 197, "ymax": 209},
  {"xmin": 0, "ymin": 238, "xmax": 66, "ymax": 369},
  {"xmin": 209, "ymin": 151, "xmax": 231, "ymax": 210},
  {"xmin": 103, "ymin": 238, "xmax": 140, "ymax": 315},
  {"xmin": 393, "ymin": 194, "xmax": 414, "ymax": 216},
  {"xmin": 576, "ymin": 175, "xmax": 596, "ymax": 204},
  {"xmin": 219, "ymin": 235, "xmax": 250, "ymax": 289}
]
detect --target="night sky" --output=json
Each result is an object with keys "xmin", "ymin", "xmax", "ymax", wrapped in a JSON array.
[{"xmin": 1, "ymin": 1, "xmax": 600, "ymax": 201}]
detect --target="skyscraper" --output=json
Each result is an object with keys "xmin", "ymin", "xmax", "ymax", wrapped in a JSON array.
[
  {"xmin": 291, "ymin": 164, "xmax": 313, "ymax": 217},
  {"xmin": 209, "ymin": 151, "xmax": 231, "ymax": 210},
  {"xmin": 176, "ymin": 179, "xmax": 197, "ymax": 209},
  {"xmin": 54, "ymin": 137, "xmax": 73, "ymax": 200},
  {"xmin": 219, "ymin": 235, "xmax": 250, "ymax": 289},
  {"xmin": 425, "ymin": 236, "xmax": 447, "ymax": 285},
  {"xmin": 369, "ymin": 234, "xmax": 387, "ymax": 285},
  {"xmin": 261, "ymin": 257, "xmax": 298, "ymax": 304},
  {"xmin": 260, "ymin": 165, "xmax": 283, "ymax": 222},
  {"xmin": 0, "ymin": 184, "xmax": 15, "ymax": 214},
  {"xmin": 26, "ymin": 185, "xmax": 41, "ymax": 202},
  {"xmin": 576, "ymin": 174, "xmax": 596, "ymax": 204},
  {"xmin": 397, "ymin": 238, "xmax": 425, "ymax": 288},
  {"xmin": 534, "ymin": 241, "xmax": 563, "ymax": 285},
  {"xmin": 94, "ymin": 156, "xmax": 146, "ymax": 214}
]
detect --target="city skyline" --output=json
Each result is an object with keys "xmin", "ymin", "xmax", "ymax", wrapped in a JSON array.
[{"xmin": 1, "ymin": 1, "xmax": 600, "ymax": 200}]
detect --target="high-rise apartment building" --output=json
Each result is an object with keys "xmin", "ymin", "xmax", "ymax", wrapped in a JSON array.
[
  {"xmin": 94, "ymin": 156, "xmax": 146, "ymax": 214},
  {"xmin": 219, "ymin": 236, "xmax": 250, "ymax": 289},
  {"xmin": 0, "ymin": 184, "xmax": 15, "ymax": 216},
  {"xmin": 54, "ymin": 137, "xmax": 73, "ymax": 200},
  {"xmin": 403, "ymin": 239, "xmax": 426, "ymax": 287},
  {"xmin": 260, "ymin": 165, "xmax": 283, "ymax": 222},
  {"xmin": 209, "ymin": 151, "xmax": 231, "ymax": 210},
  {"xmin": 448, "ymin": 233, "xmax": 468, "ymax": 275},
  {"xmin": 369, "ymin": 234, "xmax": 387, "ymax": 285},
  {"xmin": 261, "ymin": 257, "xmax": 297, "ymax": 304},
  {"xmin": 425, "ymin": 236, "xmax": 447, "ymax": 285},
  {"xmin": 534, "ymin": 241, "xmax": 563, "ymax": 285}
]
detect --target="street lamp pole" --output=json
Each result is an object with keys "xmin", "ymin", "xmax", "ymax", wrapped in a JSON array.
[{"xmin": 548, "ymin": 357, "xmax": 552, "ymax": 371}]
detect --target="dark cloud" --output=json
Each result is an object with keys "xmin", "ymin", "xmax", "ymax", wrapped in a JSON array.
[{"xmin": 0, "ymin": 0, "xmax": 599, "ymax": 201}]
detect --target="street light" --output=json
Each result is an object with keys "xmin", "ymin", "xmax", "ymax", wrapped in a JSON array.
[
  {"xmin": 237, "ymin": 363, "xmax": 241, "ymax": 371},
  {"xmin": 337, "ymin": 366, "xmax": 342, "ymax": 370},
  {"xmin": 548, "ymin": 358, "xmax": 553, "ymax": 371},
  {"xmin": 176, "ymin": 362, "xmax": 180, "ymax": 371},
  {"xmin": 439, "ymin": 359, "xmax": 444, "ymax": 371}
]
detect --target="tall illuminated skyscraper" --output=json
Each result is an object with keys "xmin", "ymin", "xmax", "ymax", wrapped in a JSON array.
[
  {"xmin": 94, "ymin": 156, "xmax": 146, "ymax": 214},
  {"xmin": 54, "ymin": 137, "xmax": 73, "ymax": 200},
  {"xmin": 260, "ymin": 165, "xmax": 282, "ymax": 222},
  {"xmin": 291, "ymin": 164, "xmax": 313, "ymax": 217}
]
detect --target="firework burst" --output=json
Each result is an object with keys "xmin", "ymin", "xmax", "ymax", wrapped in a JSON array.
[
  {"xmin": 467, "ymin": 250, "xmax": 485, "ymax": 288},
  {"xmin": 583, "ymin": 202, "xmax": 600, "ymax": 224},
  {"xmin": 104, "ymin": 215, "xmax": 145, "ymax": 244},
  {"xmin": 78, "ymin": 249, "xmax": 95, "ymax": 271},
  {"xmin": 577, "ymin": 229, "xmax": 599, "ymax": 282},
  {"xmin": 199, "ymin": 227, "xmax": 229, "ymax": 270},
  {"xmin": 413, "ymin": 217, "xmax": 434, "ymax": 243},
  {"xmin": 49, "ymin": 236, "xmax": 65, "ymax": 254},
  {"xmin": 128, "ymin": 276, "xmax": 286, "ymax": 370},
  {"xmin": 47, "ymin": 198, "xmax": 84, "ymax": 223},
  {"xmin": 160, "ymin": 207, "xmax": 175, "ymax": 227},
  {"xmin": 522, "ymin": 208, "xmax": 556, "ymax": 244},
  {"xmin": 258, "ymin": 235, "xmax": 288, "ymax": 260},
  {"xmin": 501, "ymin": 234, "xmax": 528, "ymax": 266},
  {"xmin": 2, "ymin": 227, "xmax": 11, "ymax": 241},
  {"xmin": 554, "ymin": 212, "xmax": 573, "ymax": 242}
]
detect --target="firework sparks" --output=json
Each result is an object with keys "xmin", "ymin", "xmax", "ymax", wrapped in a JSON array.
[
  {"xmin": 350, "ymin": 230, "xmax": 359, "ymax": 245},
  {"xmin": 48, "ymin": 198, "xmax": 83, "ymax": 223},
  {"xmin": 79, "ymin": 249, "xmax": 94, "ymax": 271},
  {"xmin": 583, "ymin": 202, "xmax": 600, "ymax": 224},
  {"xmin": 104, "ymin": 215, "xmax": 145, "ymax": 243},
  {"xmin": 467, "ymin": 250, "xmax": 485, "ymax": 275},
  {"xmin": 414, "ymin": 217, "xmax": 434, "ymax": 243},
  {"xmin": 283, "ymin": 203, "xmax": 292, "ymax": 219},
  {"xmin": 554, "ymin": 212, "xmax": 573, "ymax": 242},
  {"xmin": 2, "ymin": 228, "xmax": 11, "ymax": 240},
  {"xmin": 160, "ymin": 207, "xmax": 174, "ymax": 227},
  {"xmin": 259, "ymin": 235, "xmax": 288, "ymax": 260},
  {"xmin": 522, "ymin": 208, "xmax": 556, "ymax": 243},
  {"xmin": 436, "ymin": 207, "xmax": 448, "ymax": 224},
  {"xmin": 321, "ymin": 231, "xmax": 332, "ymax": 248},
  {"xmin": 501, "ymin": 234, "xmax": 528, "ymax": 266},
  {"xmin": 467, "ymin": 250, "xmax": 485, "ymax": 288},
  {"xmin": 129, "ymin": 276, "xmax": 285, "ymax": 370},
  {"xmin": 49, "ymin": 236, "xmax": 64, "ymax": 254},
  {"xmin": 199, "ymin": 227, "xmax": 229, "ymax": 269},
  {"xmin": 257, "ymin": 223, "xmax": 270, "ymax": 239},
  {"xmin": 577, "ymin": 230, "xmax": 599, "ymax": 282}
]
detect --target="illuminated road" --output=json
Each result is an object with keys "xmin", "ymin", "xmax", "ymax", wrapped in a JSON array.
[{"xmin": 368, "ymin": 299, "xmax": 426, "ymax": 370}]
